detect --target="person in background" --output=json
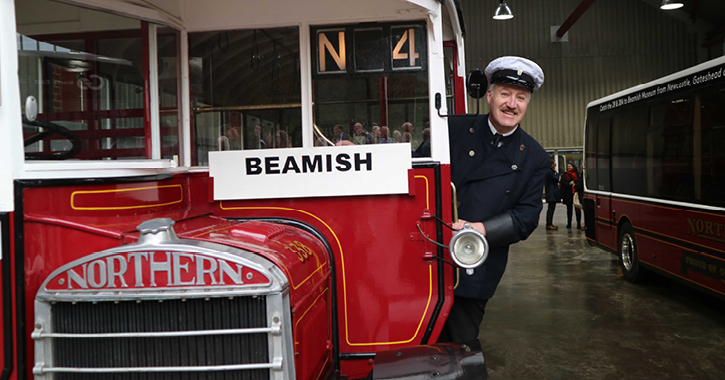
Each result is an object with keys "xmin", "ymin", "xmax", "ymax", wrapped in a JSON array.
[
  {"xmin": 402, "ymin": 122, "xmax": 419, "ymax": 149},
  {"xmin": 246, "ymin": 123, "xmax": 266, "ymax": 149},
  {"xmin": 560, "ymin": 162, "xmax": 581, "ymax": 229},
  {"xmin": 351, "ymin": 122, "xmax": 374, "ymax": 145},
  {"xmin": 372, "ymin": 125, "xmax": 382, "ymax": 144},
  {"xmin": 392, "ymin": 130, "xmax": 402, "ymax": 143},
  {"xmin": 276, "ymin": 130, "xmax": 291, "ymax": 148},
  {"xmin": 218, "ymin": 124, "xmax": 239, "ymax": 151},
  {"xmin": 545, "ymin": 158, "xmax": 560, "ymax": 230},
  {"xmin": 333, "ymin": 123, "xmax": 351, "ymax": 145},
  {"xmin": 413, "ymin": 128, "xmax": 431, "ymax": 157},
  {"xmin": 380, "ymin": 126, "xmax": 392, "ymax": 143}
]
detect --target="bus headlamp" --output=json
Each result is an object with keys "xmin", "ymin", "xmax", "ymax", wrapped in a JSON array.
[{"xmin": 449, "ymin": 223, "xmax": 489, "ymax": 269}]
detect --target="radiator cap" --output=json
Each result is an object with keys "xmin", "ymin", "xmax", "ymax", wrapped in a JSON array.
[{"xmin": 137, "ymin": 218, "xmax": 178, "ymax": 244}]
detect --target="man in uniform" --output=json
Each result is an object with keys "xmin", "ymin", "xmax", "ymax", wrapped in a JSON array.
[{"xmin": 440, "ymin": 56, "xmax": 550, "ymax": 343}]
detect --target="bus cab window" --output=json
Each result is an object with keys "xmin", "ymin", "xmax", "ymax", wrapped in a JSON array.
[{"xmin": 15, "ymin": 0, "xmax": 178, "ymax": 161}]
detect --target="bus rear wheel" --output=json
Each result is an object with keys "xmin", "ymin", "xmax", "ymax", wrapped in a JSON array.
[{"xmin": 618, "ymin": 223, "xmax": 646, "ymax": 283}]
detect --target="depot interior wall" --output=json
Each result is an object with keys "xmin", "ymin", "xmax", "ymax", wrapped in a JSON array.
[{"xmin": 459, "ymin": 0, "xmax": 705, "ymax": 151}]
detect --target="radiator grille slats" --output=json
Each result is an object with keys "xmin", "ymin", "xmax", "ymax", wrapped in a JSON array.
[{"xmin": 48, "ymin": 297, "xmax": 269, "ymax": 380}]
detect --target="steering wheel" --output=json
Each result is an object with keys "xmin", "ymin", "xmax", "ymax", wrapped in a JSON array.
[{"xmin": 23, "ymin": 116, "xmax": 82, "ymax": 160}]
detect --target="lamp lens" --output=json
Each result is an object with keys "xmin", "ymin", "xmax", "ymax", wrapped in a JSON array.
[{"xmin": 453, "ymin": 234, "xmax": 484, "ymax": 265}]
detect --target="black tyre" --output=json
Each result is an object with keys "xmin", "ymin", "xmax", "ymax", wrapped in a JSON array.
[{"xmin": 618, "ymin": 223, "xmax": 646, "ymax": 283}]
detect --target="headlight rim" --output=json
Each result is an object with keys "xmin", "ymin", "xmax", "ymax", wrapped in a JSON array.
[{"xmin": 449, "ymin": 223, "xmax": 489, "ymax": 269}]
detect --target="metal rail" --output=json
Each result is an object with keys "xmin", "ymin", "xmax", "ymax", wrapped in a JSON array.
[{"xmin": 32, "ymin": 325, "xmax": 280, "ymax": 339}]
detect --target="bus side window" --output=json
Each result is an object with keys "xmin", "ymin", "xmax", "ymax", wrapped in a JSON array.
[
  {"xmin": 597, "ymin": 117, "xmax": 611, "ymax": 192},
  {"xmin": 699, "ymin": 88, "xmax": 725, "ymax": 207},
  {"xmin": 611, "ymin": 107, "xmax": 648, "ymax": 196},
  {"xmin": 189, "ymin": 27, "xmax": 302, "ymax": 166},
  {"xmin": 648, "ymin": 97, "xmax": 694, "ymax": 202}
]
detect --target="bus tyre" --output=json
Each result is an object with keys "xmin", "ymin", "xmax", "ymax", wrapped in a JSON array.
[{"xmin": 618, "ymin": 223, "xmax": 645, "ymax": 283}]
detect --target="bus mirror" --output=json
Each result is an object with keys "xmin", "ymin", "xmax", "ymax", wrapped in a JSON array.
[
  {"xmin": 25, "ymin": 96, "xmax": 38, "ymax": 122},
  {"xmin": 466, "ymin": 69, "xmax": 486, "ymax": 99}
]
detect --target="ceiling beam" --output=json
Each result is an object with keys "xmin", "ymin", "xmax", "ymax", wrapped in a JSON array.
[{"xmin": 556, "ymin": 0, "xmax": 598, "ymax": 38}]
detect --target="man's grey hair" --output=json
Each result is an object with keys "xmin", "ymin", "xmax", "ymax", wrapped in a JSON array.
[{"xmin": 489, "ymin": 83, "xmax": 532, "ymax": 102}]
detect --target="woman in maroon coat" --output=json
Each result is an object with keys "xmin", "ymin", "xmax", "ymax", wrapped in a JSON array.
[{"xmin": 560, "ymin": 163, "xmax": 581, "ymax": 229}]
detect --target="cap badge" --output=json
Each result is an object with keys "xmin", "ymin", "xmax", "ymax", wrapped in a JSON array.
[{"xmin": 517, "ymin": 66, "xmax": 523, "ymax": 76}]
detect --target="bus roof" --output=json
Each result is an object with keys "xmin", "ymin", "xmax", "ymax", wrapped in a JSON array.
[{"xmin": 586, "ymin": 54, "xmax": 725, "ymax": 109}]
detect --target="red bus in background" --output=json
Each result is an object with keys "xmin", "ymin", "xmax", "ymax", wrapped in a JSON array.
[
  {"xmin": 0, "ymin": 1, "xmax": 488, "ymax": 380},
  {"xmin": 583, "ymin": 56, "xmax": 725, "ymax": 299}
]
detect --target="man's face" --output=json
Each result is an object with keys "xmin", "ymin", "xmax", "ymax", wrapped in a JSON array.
[
  {"xmin": 254, "ymin": 125, "xmax": 261, "ymax": 137},
  {"xmin": 487, "ymin": 83, "xmax": 530, "ymax": 133},
  {"xmin": 333, "ymin": 126, "xmax": 342, "ymax": 137},
  {"xmin": 354, "ymin": 123, "xmax": 363, "ymax": 135}
]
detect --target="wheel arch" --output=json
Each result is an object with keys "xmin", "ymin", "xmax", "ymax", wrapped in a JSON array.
[{"xmin": 617, "ymin": 216, "xmax": 633, "ymax": 237}]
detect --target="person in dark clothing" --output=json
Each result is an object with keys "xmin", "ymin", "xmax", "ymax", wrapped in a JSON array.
[
  {"xmin": 560, "ymin": 163, "xmax": 581, "ymax": 229},
  {"xmin": 413, "ymin": 128, "xmax": 431, "ymax": 157},
  {"xmin": 440, "ymin": 56, "xmax": 548, "ymax": 344},
  {"xmin": 545, "ymin": 158, "xmax": 560, "ymax": 230}
]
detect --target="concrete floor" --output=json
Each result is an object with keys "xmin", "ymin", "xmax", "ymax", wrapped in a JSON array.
[{"xmin": 479, "ymin": 205, "xmax": 725, "ymax": 380}]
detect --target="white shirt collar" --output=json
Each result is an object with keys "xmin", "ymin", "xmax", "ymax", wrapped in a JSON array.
[{"xmin": 488, "ymin": 118, "xmax": 518, "ymax": 137}]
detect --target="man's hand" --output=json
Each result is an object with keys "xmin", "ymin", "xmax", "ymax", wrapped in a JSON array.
[{"xmin": 452, "ymin": 219, "xmax": 486, "ymax": 236}]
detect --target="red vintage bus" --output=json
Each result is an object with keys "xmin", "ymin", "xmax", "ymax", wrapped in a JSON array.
[
  {"xmin": 0, "ymin": 1, "xmax": 490, "ymax": 380},
  {"xmin": 583, "ymin": 56, "xmax": 725, "ymax": 300}
]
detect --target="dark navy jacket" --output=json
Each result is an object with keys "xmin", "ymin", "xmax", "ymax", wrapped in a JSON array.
[
  {"xmin": 545, "ymin": 168, "xmax": 559, "ymax": 203},
  {"xmin": 449, "ymin": 114, "xmax": 550, "ymax": 300}
]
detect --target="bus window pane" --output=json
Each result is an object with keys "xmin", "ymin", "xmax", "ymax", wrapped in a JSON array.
[
  {"xmin": 611, "ymin": 107, "xmax": 648, "ymax": 196},
  {"xmin": 158, "ymin": 28, "xmax": 180, "ymax": 160},
  {"xmin": 189, "ymin": 27, "xmax": 301, "ymax": 166},
  {"xmin": 700, "ymin": 87, "xmax": 725, "ymax": 207},
  {"xmin": 597, "ymin": 118, "xmax": 611, "ymax": 191},
  {"xmin": 312, "ymin": 23, "xmax": 429, "ymax": 157},
  {"xmin": 16, "ymin": 0, "xmax": 148, "ymax": 160},
  {"xmin": 648, "ymin": 98, "xmax": 694, "ymax": 202},
  {"xmin": 313, "ymin": 75, "xmax": 429, "ymax": 153},
  {"xmin": 585, "ymin": 112, "xmax": 598, "ymax": 191}
]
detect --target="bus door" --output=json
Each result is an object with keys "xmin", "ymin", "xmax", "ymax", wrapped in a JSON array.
[
  {"xmin": 443, "ymin": 41, "xmax": 466, "ymax": 115},
  {"xmin": 596, "ymin": 116, "xmax": 615, "ymax": 248}
]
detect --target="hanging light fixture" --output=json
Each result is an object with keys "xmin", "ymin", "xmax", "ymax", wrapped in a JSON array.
[
  {"xmin": 493, "ymin": 0, "xmax": 514, "ymax": 20},
  {"xmin": 660, "ymin": 0, "xmax": 684, "ymax": 10}
]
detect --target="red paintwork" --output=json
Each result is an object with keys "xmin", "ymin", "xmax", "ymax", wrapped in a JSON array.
[
  {"xmin": 214, "ymin": 166, "xmax": 453, "ymax": 355},
  {"xmin": 589, "ymin": 194, "xmax": 725, "ymax": 298},
  {"xmin": 14, "ymin": 165, "xmax": 453, "ymax": 379}
]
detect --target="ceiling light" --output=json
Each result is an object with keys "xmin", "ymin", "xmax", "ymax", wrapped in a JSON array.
[
  {"xmin": 660, "ymin": 0, "xmax": 684, "ymax": 10},
  {"xmin": 493, "ymin": 0, "xmax": 514, "ymax": 20}
]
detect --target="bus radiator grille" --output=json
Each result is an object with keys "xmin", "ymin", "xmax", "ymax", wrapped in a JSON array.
[{"xmin": 46, "ymin": 296, "xmax": 270, "ymax": 380}]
